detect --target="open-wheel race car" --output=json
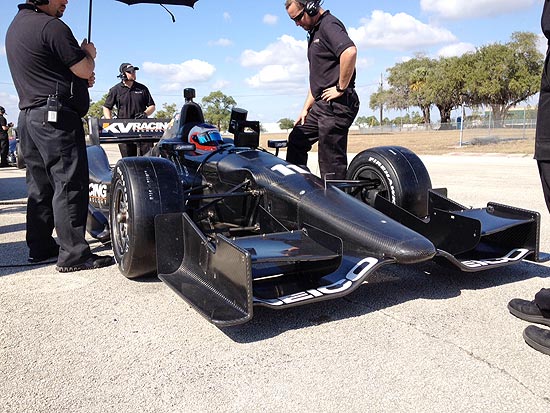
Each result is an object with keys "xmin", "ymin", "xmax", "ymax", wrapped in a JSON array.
[{"xmin": 86, "ymin": 88, "xmax": 547, "ymax": 326}]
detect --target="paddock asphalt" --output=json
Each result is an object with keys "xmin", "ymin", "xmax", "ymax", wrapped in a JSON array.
[{"xmin": 1, "ymin": 148, "xmax": 550, "ymax": 413}]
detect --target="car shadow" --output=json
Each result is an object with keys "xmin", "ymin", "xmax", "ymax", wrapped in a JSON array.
[{"xmin": 220, "ymin": 261, "xmax": 550, "ymax": 343}]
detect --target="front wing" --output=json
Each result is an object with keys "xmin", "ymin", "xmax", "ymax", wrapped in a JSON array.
[{"xmin": 155, "ymin": 212, "xmax": 393, "ymax": 326}]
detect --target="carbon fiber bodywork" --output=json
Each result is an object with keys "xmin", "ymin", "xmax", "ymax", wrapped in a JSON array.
[{"xmin": 86, "ymin": 89, "xmax": 546, "ymax": 326}]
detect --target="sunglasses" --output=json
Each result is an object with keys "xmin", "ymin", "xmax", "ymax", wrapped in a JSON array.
[
  {"xmin": 291, "ymin": 9, "xmax": 305, "ymax": 23},
  {"xmin": 125, "ymin": 69, "xmax": 136, "ymax": 74}
]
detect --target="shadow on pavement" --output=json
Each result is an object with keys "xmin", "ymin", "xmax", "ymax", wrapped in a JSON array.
[
  {"xmin": 0, "ymin": 222, "xmax": 26, "ymax": 235},
  {"xmin": 0, "ymin": 176, "xmax": 27, "ymax": 202},
  {"xmin": 0, "ymin": 238, "xmax": 116, "ymax": 277},
  {"xmin": 221, "ymin": 261, "xmax": 550, "ymax": 343}
]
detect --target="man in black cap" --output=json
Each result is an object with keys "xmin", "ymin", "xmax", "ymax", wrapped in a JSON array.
[
  {"xmin": 5, "ymin": 0, "xmax": 113, "ymax": 272},
  {"xmin": 103, "ymin": 62, "xmax": 156, "ymax": 157},
  {"xmin": 0, "ymin": 106, "xmax": 14, "ymax": 167}
]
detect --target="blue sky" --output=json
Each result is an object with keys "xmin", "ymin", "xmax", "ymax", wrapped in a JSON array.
[{"xmin": 0, "ymin": 0, "xmax": 546, "ymax": 124}]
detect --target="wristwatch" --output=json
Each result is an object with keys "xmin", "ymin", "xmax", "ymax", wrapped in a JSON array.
[{"xmin": 335, "ymin": 83, "xmax": 345, "ymax": 93}]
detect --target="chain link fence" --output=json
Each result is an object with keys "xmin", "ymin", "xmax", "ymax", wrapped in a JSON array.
[{"xmin": 358, "ymin": 110, "xmax": 536, "ymax": 149}]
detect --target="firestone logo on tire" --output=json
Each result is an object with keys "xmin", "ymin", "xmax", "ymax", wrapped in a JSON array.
[{"xmin": 368, "ymin": 156, "xmax": 396, "ymax": 202}]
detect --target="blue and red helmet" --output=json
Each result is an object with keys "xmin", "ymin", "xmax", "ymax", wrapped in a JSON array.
[{"xmin": 188, "ymin": 124, "xmax": 223, "ymax": 151}]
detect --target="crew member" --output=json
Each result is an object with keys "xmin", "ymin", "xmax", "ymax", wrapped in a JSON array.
[
  {"xmin": 5, "ymin": 0, "xmax": 113, "ymax": 272},
  {"xmin": 284, "ymin": 0, "xmax": 360, "ymax": 179},
  {"xmin": 0, "ymin": 106, "xmax": 14, "ymax": 167},
  {"xmin": 103, "ymin": 63, "xmax": 156, "ymax": 157},
  {"xmin": 507, "ymin": 0, "xmax": 550, "ymax": 356}
]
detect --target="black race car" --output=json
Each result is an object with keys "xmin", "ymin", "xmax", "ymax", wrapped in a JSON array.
[{"xmin": 86, "ymin": 88, "xmax": 546, "ymax": 326}]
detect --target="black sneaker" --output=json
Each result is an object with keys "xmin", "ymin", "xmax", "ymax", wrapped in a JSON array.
[
  {"xmin": 523, "ymin": 325, "xmax": 550, "ymax": 356},
  {"xmin": 28, "ymin": 245, "xmax": 60, "ymax": 263},
  {"xmin": 508, "ymin": 298, "xmax": 550, "ymax": 327},
  {"xmin": 56, "ymin": 254, "xmax": 114, "ymax": 273}
]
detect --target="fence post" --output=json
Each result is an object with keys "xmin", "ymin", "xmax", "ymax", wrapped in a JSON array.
[{"xmin": 459, "ymin": 103, "xmax": 464, "ymax": 147}]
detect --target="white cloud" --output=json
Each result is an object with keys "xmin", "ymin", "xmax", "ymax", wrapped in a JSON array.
[
  {"xmin": 245, "ymin": 63, "xmax": 307, "ymax": 89},
  {"xmin": 212, "ymin": 80, "xmax": 230, "ymax": 90},
  {"xmin": 420, "ymin": 0, "xmax": 537, "ymax": 20},
  {"xmin": 240, "ymin": 35, "xmax": 308, "ymax": 90},
  {"xmin": 355, "ymin": 57, "xmax": 373, "ymax": 69},
  {"xmin": 348, "ymin": 10, "xmax": 457, "ymax": 51},
  {"xmin": 263, "ymin": 14, "xmax": 278, "ymax": 25},
  {"xmin": 209, "ymin": 38, "xmax": 233, "ymax": 47},
  {"xmin": 240, "ymin": 35, "xmax": 306, "ymax": 67},
  {"xmin": 223, "ymin": 12, "xmax": 231, "ymax": 22},
  {"xmin": 437, "ymin": 42, "xmax": 476, "ymax": 57},
  {"xmin": 142, "ymin": 60, "xmax": 216, "ymax": 91}
]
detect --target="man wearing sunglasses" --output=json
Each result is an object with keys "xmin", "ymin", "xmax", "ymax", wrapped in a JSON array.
[
  {"xmin": 103, "ymin": 62, "xmax": 156, "ymax": 157},
  {"xmin": 284, "ymin": 0, "xmax": 359, "ymax": 180}
]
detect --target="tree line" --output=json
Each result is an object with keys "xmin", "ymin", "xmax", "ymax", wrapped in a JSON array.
[{"xmin": 368, "ymin": 32, "xmax": 543, "ymax": 128}]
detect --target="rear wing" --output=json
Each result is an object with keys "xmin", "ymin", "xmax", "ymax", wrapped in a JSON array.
[{"xmin": 88, "ymin": 117, "xmax": 171, "ymax": 146}]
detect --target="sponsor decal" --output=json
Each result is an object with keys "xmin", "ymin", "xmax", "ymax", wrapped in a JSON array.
[
  {"xmin": 89, "ymin": 182, "xmax": 108, "ymax": 202},
  {"xmin": 101, "ymin": 121, "xmax": 169, "ymax": 134},
  {"xmin": 460, "ymin": 248, "xmax": 531, "ymax": 268},
  {"xmin": 254, "ymin": 257, "xmax": 379, "ymax": 306}
]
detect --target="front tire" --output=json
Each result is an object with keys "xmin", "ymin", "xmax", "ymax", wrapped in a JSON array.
[
  {"xmin": 346, "ymin": 146, "xmax": 432, "ymax": 217},
  {"xmin": 110, "ymin": 157, "xmax": 183, "ymax": 279}
]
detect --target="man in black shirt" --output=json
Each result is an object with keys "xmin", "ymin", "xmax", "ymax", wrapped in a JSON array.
[
  {"xmin": 284, "ymin": 0, "xmax": 360, "ymax": 180},
  {"xmin": 0, "ymin": 106, "xmax": 14, "ymax": 167},
  {"xmin": 507, "ymin": 0, "xmax": 550, "ymax": 356},
  {"xmin": 5, "ymin": 0, "xmax": 113, "ymax": 272},
  {"xmin": 103, "ymin": 63, "xmax": 156, "ymax": 157}
]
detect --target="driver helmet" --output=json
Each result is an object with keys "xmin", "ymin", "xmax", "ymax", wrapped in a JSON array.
[{"xmin": 188, "ymin": 123, "xmax": 223, "ymax": 151}]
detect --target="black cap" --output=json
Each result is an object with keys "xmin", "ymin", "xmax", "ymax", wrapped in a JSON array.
[{"xmin": 119, "ymin": 63, "xmax": 139, "ymax": 74}]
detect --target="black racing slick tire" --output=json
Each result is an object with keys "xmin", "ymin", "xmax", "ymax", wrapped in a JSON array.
[
  {"xmin": 110, "ymin": 157, "xmax": 183, "ymax": 279},
  {"xmin": 346, "ymin": 146, "xmax": 432, "ymax": 218}
]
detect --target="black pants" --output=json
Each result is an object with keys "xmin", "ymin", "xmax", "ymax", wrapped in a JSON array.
[
  {"xmin": 0, "ymin": 134, "xmax": 8, "ymax": 165},
  {"xmin": 18, "ymin": 108, "xmax": 92, "ymax": 266},
  {"xmin": 286, "ymin": 90, "xmax": 359, "ymax": 180},
  {"xmin": 118, "ymin": 142, "xmax": 152, "ymax": 157},
  {"xmin": 537, "ymin": 161, "xmax": 550, "ymax": 214}
]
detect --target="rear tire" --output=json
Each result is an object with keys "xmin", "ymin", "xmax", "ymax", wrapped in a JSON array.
[
  {"xmin": 110, "ymin": 157, "xmax": 183, "ymax": 279},
  {"xmin": 346, "ymin": 146, "xmax": 432, "ymax": 217}
]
